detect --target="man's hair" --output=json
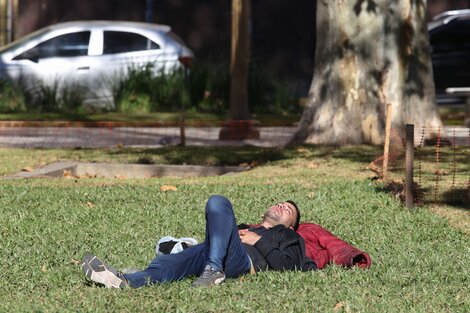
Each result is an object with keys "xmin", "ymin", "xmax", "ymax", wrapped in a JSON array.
[{"xmin": 286, "ymin": 200, "xmax": 300, "ymax": 231}]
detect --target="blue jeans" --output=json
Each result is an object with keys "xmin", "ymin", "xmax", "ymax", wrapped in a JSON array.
[{"xmin": 123, "ymin": 195, "xmax": 251, "ymax": 287}]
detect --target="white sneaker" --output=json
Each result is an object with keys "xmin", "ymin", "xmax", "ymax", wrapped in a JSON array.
[{"xmin": 82, "ymin": 254, "xmax": 128, "ymax": 288}]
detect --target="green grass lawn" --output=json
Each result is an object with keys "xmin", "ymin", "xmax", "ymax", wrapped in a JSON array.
[{"xmin": 0, "ymin": 146, "xmax": 468, "ymax": 312}]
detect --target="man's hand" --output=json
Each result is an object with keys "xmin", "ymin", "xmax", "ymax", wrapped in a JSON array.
[{"xmin": 239, "ymin": 229, "xmax": 261, "ymax": 245}]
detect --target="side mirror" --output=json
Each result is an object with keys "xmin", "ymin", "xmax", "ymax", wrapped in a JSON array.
[{"xmin": 13, "ymin": 48, "xmax": 39, "ymax": 63}]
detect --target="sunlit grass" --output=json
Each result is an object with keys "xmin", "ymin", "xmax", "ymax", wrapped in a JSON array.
[{"xmin": 0, "ymin": 145, "xmax": 468, "ymax": 312}]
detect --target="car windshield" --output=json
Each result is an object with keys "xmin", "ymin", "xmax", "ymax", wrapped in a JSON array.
[{"xmin": 0, "ymin": 26, "xmax": 52, "ymax": 53}]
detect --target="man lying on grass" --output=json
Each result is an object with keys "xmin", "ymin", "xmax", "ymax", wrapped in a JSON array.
[{"xmin": 82, "ymin": 195, "xmax": 317, "ymax": 288}]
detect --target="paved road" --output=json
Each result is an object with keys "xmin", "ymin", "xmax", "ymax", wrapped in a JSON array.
[
  {"xmin": 0, "ymin": 126, "xmax": 296, "ymax": 148},
  {"xmin": 0, "ymin": 126, "xmax": 468, "ymax": 148}
]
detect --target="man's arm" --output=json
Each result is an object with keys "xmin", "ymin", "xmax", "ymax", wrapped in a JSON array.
[{"xmin": 238, "ymin": 229, "xmax": 261, "ymax": 245}]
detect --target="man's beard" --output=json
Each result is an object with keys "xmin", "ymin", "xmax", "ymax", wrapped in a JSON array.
[{"xmin": 263, "ymin": 211, "xmax": 279, "ymax": 223}]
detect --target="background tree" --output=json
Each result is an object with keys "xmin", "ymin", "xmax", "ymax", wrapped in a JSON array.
[
  {"xmin": 229, "ymin": 0, "xmax": 251, "ymax": 121},
  {"xmin": 290, "ymin": 0, "xmax": 442, "ymax": 145},
  {"xmin": 219, "ymin": 0, "xmax": 259, "ymax": 140}
]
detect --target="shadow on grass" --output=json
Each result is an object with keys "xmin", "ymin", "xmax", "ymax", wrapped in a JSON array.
[
  {"xmin": 104, "ymin": 144, "xmax": 386, "ymax": 167},
  {"xmin": 374, "ymin": 179, "xmax": 469, "ymax": 210},
  {"xmin": 373, "ymin": 179, "xmax": 428, "ymax": 207},
  {"xmin": 328, "ymin": 145, "xmax": 384, "ymax": 164},
  {"xmin": 440, "ymin": 188, "xmax": 470, "ymax": 210},
  {"xmin": 106, "ymin": 146, "xmax": 291, "ymax": 166}
]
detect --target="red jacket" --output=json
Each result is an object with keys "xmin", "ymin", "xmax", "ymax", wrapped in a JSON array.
[{"xmin": 297, "ymin": 223, "xmax": 371, "ymax": 269}]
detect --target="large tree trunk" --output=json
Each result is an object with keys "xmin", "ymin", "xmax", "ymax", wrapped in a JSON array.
[{"xmin": 290, "ymin": 0, "xmax": 442, "ymax": 145}]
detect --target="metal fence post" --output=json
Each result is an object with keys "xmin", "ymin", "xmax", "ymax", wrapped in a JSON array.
[{"xmin": 405, "ymin": 124, "xmax": 414, "ymax": 208}]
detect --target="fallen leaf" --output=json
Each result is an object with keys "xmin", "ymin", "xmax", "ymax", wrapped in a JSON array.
[
  {"xmin": 307, "ymin": 162, "xmax": 319, "ymax": 169},
  {"xmin": 70, "ymin": 259, "xmax": 80, "ymax": 265},
  {"xmin": 22, "ymin": 167, "xmax": 33, "ymax": 172},
  {"xmin": 78, "ymin": 173, "xmax": 96, "ymax": 179},
  {"xmin": 334, "ymin": 302, "xmax": 344, "ymax": 311},
  {"xmin": 41, "ymin": 265, "xmax": 47, "ymax": 272},
  {"xmin": 85, "ymin": 202, "xmax": 94, "ymax": 208},
  {"xmin": 63, "ymin": 169, "xmax": 74, "ymax": 178},
  {"xmin": 160, "ymin": 185, "xmax": 177, "ymax": 192},
  {"xmin": 434, "ymin": 169, "xmax": 448, "ymax": 175}
]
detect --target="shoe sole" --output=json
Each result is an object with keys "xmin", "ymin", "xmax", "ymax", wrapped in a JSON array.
[{"xmin": 82, "ymin": 254, "xmax": 126, "ymax": 289}]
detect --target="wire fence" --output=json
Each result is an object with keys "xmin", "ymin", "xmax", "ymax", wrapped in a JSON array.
[
  {"xmin": 372, "ymin": 125, "xmax": 470, "ymax": 207},
  {"xmin": 414, "ymin": 126, "xmax": 469, "ymax": 206},
  {"xmin": 0, "ymin": 121, "xmax": 296, "ymax": 148}
]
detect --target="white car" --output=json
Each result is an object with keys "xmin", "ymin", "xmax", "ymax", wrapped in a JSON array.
[{"xmin": 0, "ymin": 20, "xmax": 193, "ymax": 106}]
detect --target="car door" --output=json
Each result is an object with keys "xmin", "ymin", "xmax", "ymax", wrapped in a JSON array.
[
  {"xmin": 12, "ymin": 31, "xmax": 94, "ymax": 99},
  {"xmin": 89, "ymin": 30, "xmax": 168, "ymax": 100}
]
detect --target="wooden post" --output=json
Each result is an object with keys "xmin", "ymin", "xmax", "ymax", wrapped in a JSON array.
[
  {"xmin": 179, "ymin": 115, "xmax": 185, "ymax": 146},
  {"xmin": 405, "ymin": 124, "xmax": 414, "ymax": 208},
  {"xmin": 383, "ymin": 103, "xmax": 392, "ymax": 180}
]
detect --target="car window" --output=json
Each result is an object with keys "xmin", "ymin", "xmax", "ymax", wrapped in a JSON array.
[
  {"xmin": 103, "ymin": 31, "xmax": 160, "ymax": 54},
  {"xmin": 34, "ymin": 31, "xmax": 91, "ymax": 58},
  {"xmin": 0, "ymin": 27, "xmax": 52, "ymax": 54},
  {"xmin": 430, "ymin": 19, "xmax": 470, "ymax": 53}
]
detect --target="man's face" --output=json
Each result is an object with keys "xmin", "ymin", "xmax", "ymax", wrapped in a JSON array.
[{"xmin": 263, "ymin": 202, "xmax": 297, "ymax": 229}]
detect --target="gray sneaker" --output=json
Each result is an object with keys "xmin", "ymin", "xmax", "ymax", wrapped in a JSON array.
[
  {"xmin": 82, "ymin": 254, "xmax": 128, "ymax": 289},
  {"xmin": 192, "ymin": 265, "xmax": 226, "ymax": 287}
]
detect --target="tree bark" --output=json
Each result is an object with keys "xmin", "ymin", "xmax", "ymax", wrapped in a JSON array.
[
  {"xmin": 219, "ymin": 0, "xmax": 259, "ymax": 140},
  {"xmin": 290, "ymin": 0, "xmax": 442, "ymax": 145},
  {"xmin": 229, "ymin": 0, "xmax": 251, "ymax": 120}
]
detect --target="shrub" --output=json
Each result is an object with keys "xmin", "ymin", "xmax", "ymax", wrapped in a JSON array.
[
  {"xmin": 0, "ymin": 80, "xmax": 27, "ymax": 113},
  {"xmin": 31, "ymin": 80, "xmax": 86, "ymax": 113},
  {"xmin": 111, "ymin": 60, "xmax": 300, "ymax": 115},
  {"xmin": 34, "ymin": 80, "xmax": 60, "ymax": 112},
  {"xmin": 189, "ymin": 59, "xmax": 300, "ymax": 114},
  {"xmin": 248, "ymin": 61, "xmax": 300, "ymax": 114},
  {"xmin": 113, "ymin": 63, "xmax": 189, "ymax": 113},
  {"xmin": 187, "ymin": 60, "xmax": 230, "ymax": 113},
  {"xmin": 149, "ymin": 68, "xmax": 189, "ymax": 111},
  {"xmin": 116, "ymin": 93, "xmax": 152, "ymax": 113},
  {"xmin": 59, "ymin": 83, "xmax": 87, "ymax": 112},
  {"xmin": 112, "ymin": 65, "xmax": 153, "ymax": 113}
]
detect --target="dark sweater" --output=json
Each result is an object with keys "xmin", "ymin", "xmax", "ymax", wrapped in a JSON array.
[{"xmin": 241, "ymin": 224, "xmax": 317, "ymax": 272}]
